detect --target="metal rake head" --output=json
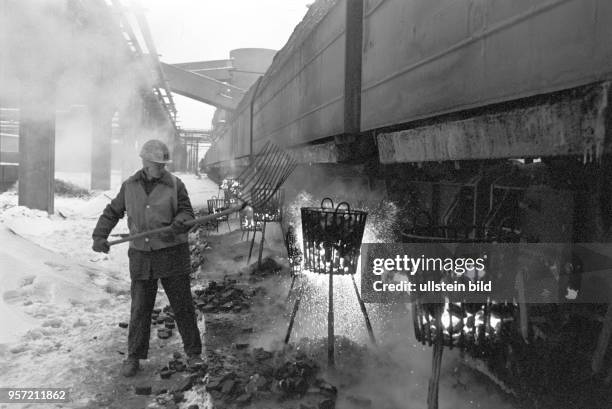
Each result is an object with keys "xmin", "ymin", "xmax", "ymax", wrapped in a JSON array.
[{"xmin": 235, "ymin": 141, "xmax": 298, "ymax": 208}]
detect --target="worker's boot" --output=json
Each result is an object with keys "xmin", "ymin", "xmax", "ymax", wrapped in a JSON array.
[
  {"xmin": 187, "ymin": 354, "xmax": 204, "ymax": 369},
  {"xmin": 121, "ymin": 357, "xmax": 140, "ymax": 377}
]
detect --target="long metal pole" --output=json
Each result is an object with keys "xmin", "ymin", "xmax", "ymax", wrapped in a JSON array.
[
  {"xmin": 247, "ymin": 224, "xmax": 257, "ymax": 264},
  {"xmin": 284, "ymin": 279, "xmax": 302, "ymax": 344},
  {"xmin": 286, "ymin": 274, "xmax": 297, "ymax": 302},
  {"xmin": 427, "ymin": 340, "xmax": 444, "ymax": 409},
  {"xmin": 328, "ymin": 271, "xmax": 335, "ymax": 368},
  {"xmin": 108, "ymin": 204, "xmax": 242, "ymax": 246},
  {"xmin": 257, "ymin": 220, "xmax": 267, "ymax": 268},
  {"xmin": 351, "ymin": 274, "xmax": 376, "ymax": 345}
]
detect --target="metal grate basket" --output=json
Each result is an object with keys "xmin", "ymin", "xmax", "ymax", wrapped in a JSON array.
[
  {"xmin": 402, "ymin": 216, "xmax": 516, "ymax": 350},
  {"xmin": 206, "ymin": 196, "xmax": 232, "ymax": 232},
  {"xmin": 412, "ymin": 296, "xmax": 515, "ymax": 350},
  {"xmin": 240, "ymin": 215, "xmax": 262, "ymax": 231},
  {"xmin": 207, "ymin": 197, "xmax": 228, "ymax": 216},
  {"xmin": 301, "ymin": 198, "xmax": 367, "ymax": 275}
]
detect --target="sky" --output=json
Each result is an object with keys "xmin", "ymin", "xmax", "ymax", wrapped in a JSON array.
[{"xmin": 143, "ymin": 0, "xmax": 312, "ymax": 130}]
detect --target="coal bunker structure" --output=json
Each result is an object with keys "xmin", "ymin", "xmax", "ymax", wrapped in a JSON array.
[{"xmin": 202, "ymin": 1, "xmax": 612, "ymax": 407}]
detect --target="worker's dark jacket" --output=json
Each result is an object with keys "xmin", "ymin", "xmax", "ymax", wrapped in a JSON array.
[{"xmin": 93, "ymin": 169, "xmax": 194, "ymax": 280}]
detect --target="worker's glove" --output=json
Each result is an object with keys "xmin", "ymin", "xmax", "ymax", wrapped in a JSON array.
[
  {"xmin": 171, "ymin": 214, "xmax": 193, "ymax": 234},
  {"xmin": 92, "ymin": 237, "xmax": 110, "ymax": 253}
]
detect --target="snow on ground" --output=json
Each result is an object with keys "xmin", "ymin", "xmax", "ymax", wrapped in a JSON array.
[{"xmin": 0, "ymin": 171, "xmax": 218, "ymax": 408}]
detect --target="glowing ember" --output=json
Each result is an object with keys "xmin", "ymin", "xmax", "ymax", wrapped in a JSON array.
[{"xmin": 414, "ymin": 295, "xmax": 516, "ymax": 347}]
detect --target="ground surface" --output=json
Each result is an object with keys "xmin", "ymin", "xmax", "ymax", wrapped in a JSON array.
[{"xmin": 0, "ymin": 172, "xmax": 518, "ymax": 409}]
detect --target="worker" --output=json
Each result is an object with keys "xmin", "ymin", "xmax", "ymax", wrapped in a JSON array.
[{"xmin": 91, "ymin": 139, "xmax": 203, "ymax": 377}]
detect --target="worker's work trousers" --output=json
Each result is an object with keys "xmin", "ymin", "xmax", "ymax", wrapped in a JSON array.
[{"xmin": 127, "ymin": 274, "xmax": 202, "ymax": 359}]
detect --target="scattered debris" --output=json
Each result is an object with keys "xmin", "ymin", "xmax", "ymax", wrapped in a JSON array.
[
  {"xmin": 203, "ymin": 343, "xmax": 337, "ymax": 407},
  {"xmin": 250, "ymin": 256, "xmax": 285, "ymax": 277},
  {"xmin": 193, "ymin": 278, "xmax": 252, "ymax": 314},
  {"xmin": 160, "ymin": 367, "xmax": 173, "ymax": 379},
  {"xmin": 134, "ymin": 385, "xmax": 152, "ymax": 395}
]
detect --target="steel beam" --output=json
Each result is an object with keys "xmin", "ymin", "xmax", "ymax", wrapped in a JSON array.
[
  {"xmin": 173, "ymin": 59, "xmax": 233, "ymax": 72},
  {"xmin": 377, "ymin": 82, "xmax": 611, "ymax": 163},
  {"xmin": 172, "ymin": 63, "xmax": 233, "ymax": 82},
  {"xmin": 290, "ymin": 142, "xmax": 339, "ymax": 164}
]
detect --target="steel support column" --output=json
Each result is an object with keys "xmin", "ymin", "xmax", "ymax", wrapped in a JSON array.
[
  {"xmin": 18, "ymin": 83, "xmax": 56, "ymax": 214},
  {"xmin": 343, "ymin": 0, "xmax": 363, "ymax": 136},
  {"xmin": 335, "ymin": 0, "xmax": 365, "ymax": 163}
]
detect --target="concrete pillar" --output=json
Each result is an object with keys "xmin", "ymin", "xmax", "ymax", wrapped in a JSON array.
[
  {"xmin": 90, "ymin": 107, "xmax": 114, "ymax": 190},
  {"xmin": 18, "ymin": 83, "xmax": 56, "ymax": 214}
]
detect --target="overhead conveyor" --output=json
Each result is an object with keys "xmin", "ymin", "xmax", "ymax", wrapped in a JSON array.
[
  {"xmin": 171, "ymin": 60, "xmax": 233, "ymax": 82},
  {"xmin": 160, "ymin": 63, "xmax": 246, "ymax": 111}
]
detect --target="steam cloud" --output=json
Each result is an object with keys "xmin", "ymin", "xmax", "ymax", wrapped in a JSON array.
[{"xmin": 1, "ymin": 0, "xmax": 174, "ymax": 183}]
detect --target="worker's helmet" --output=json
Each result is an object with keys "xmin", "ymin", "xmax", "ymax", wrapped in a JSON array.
[{"xmin": 139, "ymin": 139, "xmax": 172, "ymax": 164}]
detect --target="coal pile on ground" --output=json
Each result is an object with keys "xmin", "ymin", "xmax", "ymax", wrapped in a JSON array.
[
  {"xmin": 150, "ymin": 352, "xmax": 209, "ymax": 408},
  {"xmin": 193, "ymin": 278, "xmax": 255, "ymax": 313},
  {"xmin": 205, "ymin": 344, "xmax": 338, "ymax": 408},
  {"xmin": 54, "ymin": 179, "xmax": 91, "ymax": 198},
  {"xmin": 249, "ymin": 256, "xmax": 287, "ymax": 279},
  {"xmin": 159, "ymin": 351, "xmax": 208, "ymax": 380}
]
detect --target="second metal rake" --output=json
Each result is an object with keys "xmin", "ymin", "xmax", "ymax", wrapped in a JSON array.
[{"xmin": 108, "ymin": 141, "xmax": 297, "ymax": 246}]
